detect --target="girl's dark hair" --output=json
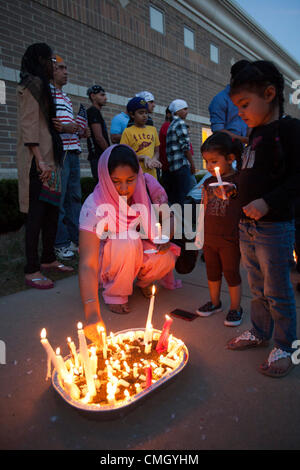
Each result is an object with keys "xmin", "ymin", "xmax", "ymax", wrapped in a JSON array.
[
  {"xmin": 230, "ymin": 60, "xmax": 286, "ymax": 178},
  {"xmin": 108, "ymin": 145, "xmax": 140, "ymax": 174},
  {"xmin": 201, "ymin": 132, "xmax": 244, "ymax": 170},
  {"xmin": 19, "ymin": 43, "xmax": 56, "ymax": 116},
  {"xmin": 230, "ymin": 60, "xmax": 285, "ymax": 118}
]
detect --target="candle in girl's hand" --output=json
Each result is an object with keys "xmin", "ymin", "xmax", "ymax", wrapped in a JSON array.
[
  {"xmin": 214, "ymin": 166, "xmax": 227, "ymax": 200},
  {"xmin": 214, "ymin": 166, "xmax": 223, "ymax": 185},
  {"xmin": 77, "ymin": 322, "xmax": 96, "ymax": 397},
  {"xmin": 155, "ymin": 222, "xmax": 162, "ymax": 240},
  {"xmin": 156, "ymin": 315, "xmax": 173, "ymax": 353}
]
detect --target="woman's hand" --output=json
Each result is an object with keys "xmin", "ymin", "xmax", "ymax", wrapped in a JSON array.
[
  {"xmin": 243, "ymin": 198, "xmax": 269, "ymax": 220},
  {"xmin": 36, "ymin": 160, "xmax": 53, "ymax": 182},
  {"xmin": 84, "ymin": 313, "xmax": 106, "ymax": 346}
]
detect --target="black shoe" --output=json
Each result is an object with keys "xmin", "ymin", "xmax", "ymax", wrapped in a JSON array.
[
  {"xmin": 196, "ymin": 301, "xmax": 222, "ymax": 317},
  {"xmin": 224, "ymin": 308, "xmax": 243, "ymax": 327}
]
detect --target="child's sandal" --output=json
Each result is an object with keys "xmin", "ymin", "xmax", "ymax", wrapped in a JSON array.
[
  {"xmin": 259, "ymin": 348, "xmax": 294, "ymax": 378},
  {"xmin": 227, "ymin": 330, "xmax": 269, "ymax": 350}
]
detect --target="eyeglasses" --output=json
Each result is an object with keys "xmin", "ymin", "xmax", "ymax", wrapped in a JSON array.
[
  {"xmin": 51, "ymin": 57, "xmax": 57, "ymax": 63},
  {"xmin": 87, "ymin": 85, "xmax": 105, "ymax": 96}
]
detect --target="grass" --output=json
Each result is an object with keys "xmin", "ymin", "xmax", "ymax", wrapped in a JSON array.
[{"xmin": 0, "ymin": 226, "xmax": 78, "ymax": 297}]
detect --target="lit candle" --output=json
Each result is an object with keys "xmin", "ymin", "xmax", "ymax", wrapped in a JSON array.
[
  {"xmin": 40, "ymin": 328, "xmax": 64, "ymax": 380},
  {"xmin": 214, "ymin": 166, "xmax": 227, "ymax": 200},
  {"xmin": 55, "ymin": 347, "xmax": 69, "ymax": 382},
  {"xmin": 156, "ymin": 315, "xmax": 173, "ymax": 353},
  {"xmin": 97, "ymin": 326, "xmax": 107, "ymax": 359},
  {"xmin": 67, "ymin": 337, "xmax": 80, "ymax": 369},
  {"xmin": 155, "ymin": 222, "xmax": 162, "ymax": 240},
  {"xmin": 145, "ymin": 285, "xmax": 156, "ymax": 332},
  {"xmin": 77, "ymin": 322, "xmax": 96, "ymax": 397}
]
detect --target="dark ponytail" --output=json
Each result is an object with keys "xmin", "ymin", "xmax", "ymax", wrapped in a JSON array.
[
  {"xmin": 201, "ymin": 132, "xmax": 244, "ymax": 170},
  {"xmin": 230, "ymin": 60, "xmax": 285, "ymax": 118}
]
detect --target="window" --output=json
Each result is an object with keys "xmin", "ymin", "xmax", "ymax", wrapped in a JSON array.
[
  {"xmin": 149, "ymin": 5, "xmax": 164, "ymax": 34},
  {"xmin": 210, "ymin": 44, "xmax": 219, "ymax": 64},
  {"xmin": 184, "ymin": 26, "xmax": 195, "ymax": 50}
]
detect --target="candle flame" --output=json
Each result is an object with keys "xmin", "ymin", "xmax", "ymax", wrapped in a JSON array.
[
  {"xmin": 97, "ymin": 325, "xmax": 104, "ymax": 334},
  {"xmin": 77, "ymin": 322, "xmax": 83, "ymax": 330},
  {"xmin": 67, "ymin": 337, "xmax": 71, "ymax": 342},
  {"xmin": 152, "ymin": 285, "xmax": 156, "ymax": 295},
  {"xmin": 56, "ymin": 347, "xmax": 60, "ymax": 355},
  {"xmin": 40, "ymin": 328, "xmax": 47, "ymax": 339}
]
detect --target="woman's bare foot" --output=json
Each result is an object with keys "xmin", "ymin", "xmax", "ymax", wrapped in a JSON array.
[{"xmin": 107, "ymin": 303, "xmax": 131, "ymax": 314}]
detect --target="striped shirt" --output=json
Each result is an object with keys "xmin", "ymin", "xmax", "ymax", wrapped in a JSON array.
[
  {"xmin": 50, "ymin": 84, "xmax": 81, "ymax": 152},
  {"xmin": 166, "ymin": 116, "xmax": 190, "ymax": 172}
]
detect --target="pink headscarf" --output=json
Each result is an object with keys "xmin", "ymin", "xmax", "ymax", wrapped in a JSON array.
[{"xmin": 92, "ymin": 145, "xmax": 157, "ymax": 240}]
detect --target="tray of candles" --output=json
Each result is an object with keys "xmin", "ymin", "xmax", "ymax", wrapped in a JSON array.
[
  {"xmin": 40, "ymin": 285, "xmax": 189, "ymax": 418},
  {"xmin": 41, "ymin": 318, "xmax": 188, "ymax": 418}
]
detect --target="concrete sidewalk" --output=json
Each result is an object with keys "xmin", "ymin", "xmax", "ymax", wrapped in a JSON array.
[{"xmin": 0, "ymin": 258, "xmax": 300, "ymax": 450}]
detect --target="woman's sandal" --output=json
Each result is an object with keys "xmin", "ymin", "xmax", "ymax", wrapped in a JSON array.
[
  {"xmin": 25, "ymin": 276, "xmax": 54, "ymax": 290},
  {"xmin": 259, "ymin": 348, "xmax": 294, "ymax": 378},
  {"xmin": 227, "ymin": 330, "xmax": 269, "ymax": 351},
  {"xmin": 41, "ymin": 262, "xmax": 74, "ymax": 273},
  {"xmin": 107, "ymin": 303, "xmax": 131, "ymax": 314}
]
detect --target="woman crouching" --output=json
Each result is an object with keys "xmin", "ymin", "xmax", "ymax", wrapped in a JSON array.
[{"xmin": 79, "ymin": 144, "xmax": 180, "ymax": 341}]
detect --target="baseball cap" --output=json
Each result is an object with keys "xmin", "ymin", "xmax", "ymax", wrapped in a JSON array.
[
  {"xmin": 87, "ymin": 85, "xmax": 105, "ymax": 97},
  {"xmin": 127, "ymin": 97, "xmax": 148, "ymax": 113}
]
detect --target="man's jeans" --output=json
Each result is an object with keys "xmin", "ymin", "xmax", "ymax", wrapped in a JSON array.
[
  {"xmin": 55, "ymin": 151, "xmax": 82, "ymax": 248},
  {"xmin": 239, "ymin": 220, "xmax": 297, "ymax": 352},
  {"xmin": 169, "ymin": 165, "xmax": 191, "ymax": 206}
]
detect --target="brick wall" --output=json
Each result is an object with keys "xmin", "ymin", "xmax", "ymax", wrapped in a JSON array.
[{"xmin": 0, "ymin": 0, "xmax": 298, "ymax": 177}]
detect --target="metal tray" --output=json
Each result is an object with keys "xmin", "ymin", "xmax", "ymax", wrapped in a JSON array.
[{"xmin": 52, "ymin": 327, "xmax": 189, "ymax": 418}]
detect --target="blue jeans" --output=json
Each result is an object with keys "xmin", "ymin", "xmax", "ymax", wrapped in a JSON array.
[
  {"xmin": 55, "ymin": 151, "xmax": 82, "ymax": 248},
  {"xmin": 239, "ymin": 220, "xmax": 297, "ymax": 352}
]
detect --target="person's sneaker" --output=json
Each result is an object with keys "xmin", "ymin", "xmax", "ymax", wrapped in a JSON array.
[
  {"xmin": 55, "ymin": 246, "xmax": 75, "ymax": 260},
  {"xmin": 224, "ymin": 307, "xmax": 243, "ymax": 327},
  {"xmin": 196, "ymin": 301, "xmax": 222, "ymax": 317},
  {"xmin": 68, "ymin": 241, "xmax": 79, "ymax": 253}
]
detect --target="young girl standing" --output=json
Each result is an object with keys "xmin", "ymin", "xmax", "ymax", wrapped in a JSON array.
[
  {"xmin": 227, "ymin": 60, "xmax": 300, "ymax": 378},
  {"xmin": 196, "ymin": 132, "xmax": 244, "ymax": 327}
]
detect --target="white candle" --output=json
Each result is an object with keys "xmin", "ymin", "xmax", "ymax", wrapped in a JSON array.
[
  {"xmin": 77, "ymin": 322, "xmax": 96, "ymax": 397},
  {"xmin": 146, "ymin": 285, "xmax": 156, "ymax": 331},
  {"xmin": 214, "ymin": 166, "xmax": 223, "ymax": 185},
  {"xmin": 155, "ymin": 222, "xmax": 162, "ymax": 240},
  {"xmin": 67, "ymin": 337, "xmax": 80, "ymax": 369},
  {"xmin": 101, "ymin": 327, "xmax": 107, "ymax": 359},
  {"xmin": 214, "ymin": 166, "xmax": 227, "ymax": 200},
  {"xmin": 55, "ymin": 347, "xmax": 69, "ymax": 381},
  {"xmin": 144, "ymin": 325, "xmax": 153, "ymax": 354},
  {"xmin": 90, "ymin": 347, "xmax": 98, "ymax": 377},
  {"xmin": 40, "ymin": 328, "xmax": 64, "ymax": 380}
]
